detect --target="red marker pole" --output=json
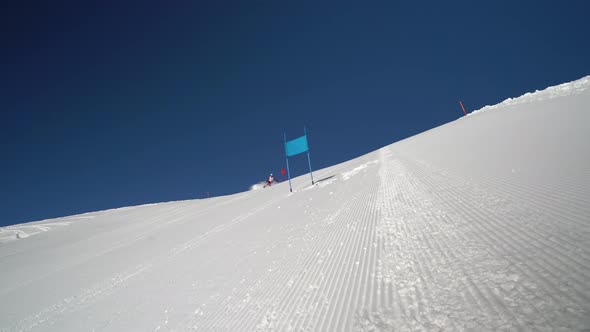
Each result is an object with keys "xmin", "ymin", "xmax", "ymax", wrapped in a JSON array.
[{"xmin": 459, "ymin": 100, "xmax": 467, "ymax": 116}]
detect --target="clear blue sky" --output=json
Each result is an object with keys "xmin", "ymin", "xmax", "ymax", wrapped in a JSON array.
[{"xmin": 1, "ymin": 1, "xmax": 588, "ymax": 226}]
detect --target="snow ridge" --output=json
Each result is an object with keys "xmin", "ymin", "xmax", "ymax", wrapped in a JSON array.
[{"xmin": 470, "ymin": 75, "xmax": 590, "ymax": 115}]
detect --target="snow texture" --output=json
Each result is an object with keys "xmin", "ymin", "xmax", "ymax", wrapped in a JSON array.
[
  {"xmin": 250, "ymin": 182, "xmax": 268, "ymax": 191},
  {"xmin": 1, "ymin": 76, "xmax": 589, "ymax": 331}
]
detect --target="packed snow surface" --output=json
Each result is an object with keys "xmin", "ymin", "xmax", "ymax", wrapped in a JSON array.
[{"xmin": 1, "ymin": 76, "xmax": 589, "ymax": 331}]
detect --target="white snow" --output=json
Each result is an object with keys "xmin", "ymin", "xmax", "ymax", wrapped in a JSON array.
[
  {"xmin": 469, "ymin": 75, "xmax": 590, "ymax": 116},
  {"xmin": 1, "ymin": 76, "xmax": 589, "ymax": 331},
  {"xmin": 341, "ymin": 160, "xmax": 378, "ymax": 181},
  {"xmin": 250, "ymin": 182, "xmax": 267, "ymax": 191}
]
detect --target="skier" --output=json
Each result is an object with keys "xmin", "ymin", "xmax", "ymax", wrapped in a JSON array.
[{"xmin": 265, "ymin": 173, "xmax": 275, "ymax": 187}]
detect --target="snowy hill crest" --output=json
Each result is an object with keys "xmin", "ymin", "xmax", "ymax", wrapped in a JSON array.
[{"xmin": 470, "ymin": 75, "xmax": 590, "ymax": 115}]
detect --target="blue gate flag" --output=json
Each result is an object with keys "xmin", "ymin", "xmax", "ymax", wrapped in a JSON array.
[
  {"xmin": 284, "ymin": 127, "xmax": 315, "ymax": 192},
  {"xmin": 285, "ymin": 135, "xmax": 309, "ymax": 157}
]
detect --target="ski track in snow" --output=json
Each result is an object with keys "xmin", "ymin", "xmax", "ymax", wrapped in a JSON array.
[
  {"xmin": 1, "ymin": 194, "xmax": 263, "ymax": 332},
  {"xmin": 0, "ymin": 222, "xmax": 73, "ymax": 244},
  {"xmin": 367, "ymin": 148, "xmax": 589, "ymax": 330},
  {"xmin": 1, "ymin": 76, "xmax": 589, "ymax": 331}
]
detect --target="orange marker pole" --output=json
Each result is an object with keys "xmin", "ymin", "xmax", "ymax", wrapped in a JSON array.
[{"xmin": 459, "ymin": 100, "xmax": 467, "ymax": 116}]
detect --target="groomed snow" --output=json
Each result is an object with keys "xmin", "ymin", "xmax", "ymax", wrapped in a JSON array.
[{"xmin": 1, "ymin": 76, "xmax": 589, "ymax": 331}]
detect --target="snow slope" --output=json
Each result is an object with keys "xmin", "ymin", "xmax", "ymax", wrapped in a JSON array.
[{"xmin": 1, "ymin": 76, "xmax": 589, "ymax": 331}]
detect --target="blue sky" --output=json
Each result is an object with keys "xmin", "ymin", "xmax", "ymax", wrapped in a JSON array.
[{"xmin": 1, "ymin": 1, "xmax": 588, "ymax": 226}]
